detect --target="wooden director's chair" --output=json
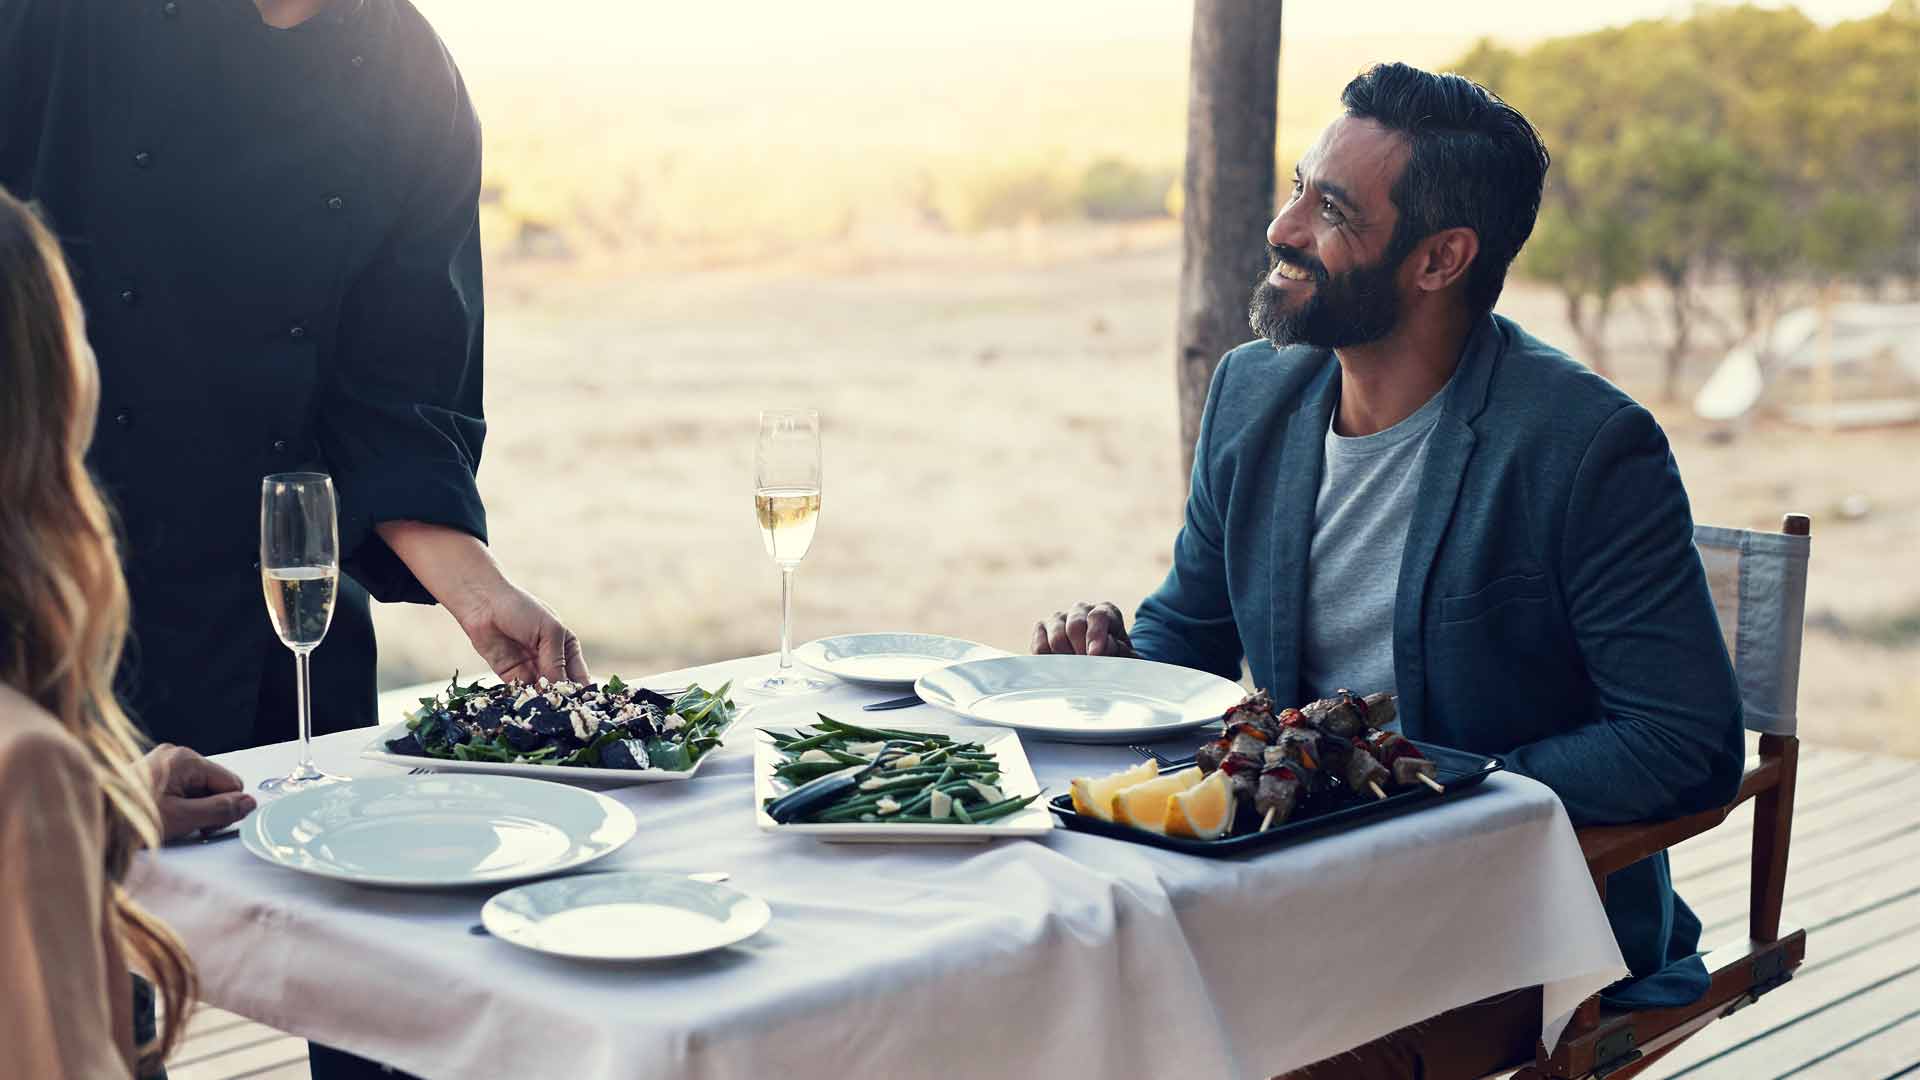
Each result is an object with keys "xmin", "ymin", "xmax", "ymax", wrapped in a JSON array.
[{"xmin": 1514, "ymin": 513, "xmax": 1815, "ymax": 1079}]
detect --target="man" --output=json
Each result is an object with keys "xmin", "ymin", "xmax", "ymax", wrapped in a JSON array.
[
  {"xmin": 4, "ymin": 0, "xmax": 583, "ymax": 1075},
  {"xmin": 1034, "ymin": 63, "xmax": 1745, "ymax": 1077}
]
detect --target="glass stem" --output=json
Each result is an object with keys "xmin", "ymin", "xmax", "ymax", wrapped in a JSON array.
[
  {"xmin": 778, "ymin": 565, "xmax": 796, "ymax": 671},
  {"xmin": 294, "ymin": 647, "xmax": 317, "ymax": 777}
]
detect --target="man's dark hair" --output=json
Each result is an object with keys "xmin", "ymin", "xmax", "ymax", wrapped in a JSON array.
[{"xmin": 1339, "ymin": 62, "xmax": 1550, "ymax": 316}]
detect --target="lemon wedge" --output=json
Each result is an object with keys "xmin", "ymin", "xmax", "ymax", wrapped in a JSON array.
[
  {"xmin": 1165, "ymin": 770, "xmax": 1236, "ymax": 839},
  {"xmin": 1111, "ymin": 768, "xmax": 1206, "ymax": 834},
  {"xmin": 1070, "ymin": 760, "xmax": 1157, "ymax": 822}
]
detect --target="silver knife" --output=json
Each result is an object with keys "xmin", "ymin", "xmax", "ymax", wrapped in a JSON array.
[{"xmin": 861, "ymin": 694, "xmax": 923, "ymax": 711}]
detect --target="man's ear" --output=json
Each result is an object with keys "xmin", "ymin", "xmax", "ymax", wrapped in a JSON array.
[{"xmin": 1412, "ymin": 226, "xmax": 1479, "ymax": 295}]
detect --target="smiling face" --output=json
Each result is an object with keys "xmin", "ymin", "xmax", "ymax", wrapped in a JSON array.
[{"xmin": 1249, "ymin": 115, "xmax": 1416, "ymax": 350}]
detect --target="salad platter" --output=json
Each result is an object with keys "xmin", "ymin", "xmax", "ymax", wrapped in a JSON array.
[
  {"xmin": 755, "ymin": 716, "xmax": 1052, "ymax": 842},
  {"xmin": 361, "ymin": 674, "xmax": 742, "ymax": 783}
]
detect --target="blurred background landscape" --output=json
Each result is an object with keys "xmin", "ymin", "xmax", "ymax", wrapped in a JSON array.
[{"xmin": 370, "ymin": 0, "xmax": 1920, "ymax": 757}]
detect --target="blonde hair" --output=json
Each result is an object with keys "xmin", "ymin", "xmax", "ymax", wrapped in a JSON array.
[{"xmin": 0, "ymin": 187, "xmax": 197, "ymax": 1071}]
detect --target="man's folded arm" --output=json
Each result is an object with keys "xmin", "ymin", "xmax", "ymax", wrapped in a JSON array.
[
  {"xmin": 1501, "ymin": 404, "xmax": 1747, "ymax": 826},
  {"xmin": 1131, "ymin": 354, "xmax": 1245, "ymax": 682}
]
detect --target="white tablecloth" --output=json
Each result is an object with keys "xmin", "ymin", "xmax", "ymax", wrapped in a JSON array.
[{"xmin": 129, "ymin": 655, "xmax": 1626, "ymax": 1079}]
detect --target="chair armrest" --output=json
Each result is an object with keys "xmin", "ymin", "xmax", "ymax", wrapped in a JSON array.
[{"xmin": 1577, "ymin": 755, "xmax": 1781, "ymax": 878}]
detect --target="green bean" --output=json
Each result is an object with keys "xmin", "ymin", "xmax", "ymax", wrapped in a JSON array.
[
  {"xmin": 778, "ymin": 732, "xmax": 843, "ymax": 752},
  {"xmin": 952, "ymin": 800, "xmax": 974, "ymax": 824},
  {"xmin": 773, "ymin": 762, "xmax": 851, "ymax": 784},
  {"xmin": 965, "ymin": 793, "xmax": 1042, "ymax": 822},
  {"xmin": 853, "ymin": 774, "xmax": 928, "ymax": 795},
  {"xmin": 894, "ymin": 781, "xmax": 976, "ymax": 817},
  {"xmin": 811, "ymin": 717, "xmax": 910, "ymax": 742}
]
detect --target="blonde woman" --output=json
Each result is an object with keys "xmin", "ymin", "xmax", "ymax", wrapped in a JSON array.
[{"xmin": 1, "ymin": 189, "xmax": 256, "ymax": 1076}]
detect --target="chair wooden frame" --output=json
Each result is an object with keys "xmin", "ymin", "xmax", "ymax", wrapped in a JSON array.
[{"xmin": 1513, "ymin": 513, "xmax": 1811, "ymax": 1080}]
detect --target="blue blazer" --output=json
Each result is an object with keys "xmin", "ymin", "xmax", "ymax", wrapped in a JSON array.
[{"xmin": 1133, "ymin": 314, "xmax": 1746, "ymax": 1007}]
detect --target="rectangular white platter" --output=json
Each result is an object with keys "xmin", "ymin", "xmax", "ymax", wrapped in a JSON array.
[
  {"xmin": 754, "ymin": 724, "xmax": 1054, "ymax": 843},
  {"xmin": 359, "ymin": 712, "xmax": 742, "ymax": 785}
]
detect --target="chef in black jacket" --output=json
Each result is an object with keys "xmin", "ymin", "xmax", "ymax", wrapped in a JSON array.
[{"xmin": 4, "ymin": 1, "xmax": 582, "ymax": 1075}]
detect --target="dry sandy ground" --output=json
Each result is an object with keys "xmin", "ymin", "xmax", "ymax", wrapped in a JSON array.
[{"xmin": 370, "ymin": 229, "xmax": 1920, "ymax": 758}]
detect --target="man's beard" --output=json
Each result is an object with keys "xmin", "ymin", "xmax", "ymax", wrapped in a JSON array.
[{"xmin": 1247, "ymin": 243, "xmax": 1405, "ymax": 349}]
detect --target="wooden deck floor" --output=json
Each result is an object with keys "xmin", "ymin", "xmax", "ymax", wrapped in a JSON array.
[{"xmin": 170, "ymin": 741, "xmax": 1920, "ymax": 1080}]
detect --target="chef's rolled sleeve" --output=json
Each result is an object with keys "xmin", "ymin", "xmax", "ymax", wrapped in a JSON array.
[{"xmin": 319, "ymin": 44, "xmax": 488, "ymax": 604}]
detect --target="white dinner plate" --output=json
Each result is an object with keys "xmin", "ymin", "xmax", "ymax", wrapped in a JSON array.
[
  {"xmin": 913, "ymin": 655, "xmax": 1246, "ymax": 743},
  {"xmin": 481, "ymin": 872, "xmax": 772, "ymax": 961},
  {"xmin": 792, "ymin": 632, "xmax": 1008, "ymax": 688},
  {"xmin": 754, "ymin": 725, "xmax": 1054, "ymax": 843},
  {"xmin": 241, "ymin": 774, "xmax": 636, "ymax": 889}
]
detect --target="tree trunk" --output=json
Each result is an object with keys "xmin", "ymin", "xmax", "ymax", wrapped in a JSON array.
[
  {"xmin": 1563, "ymin": 291, "xmax": 1613, "ymax": 379},
  {"xmin": 1659, "ymin": 266, "xmax": 1692, "ymax": 402},
  {"xmin": 1175, "ymin": 0, "xmax": 1283, "ymax": 484}
]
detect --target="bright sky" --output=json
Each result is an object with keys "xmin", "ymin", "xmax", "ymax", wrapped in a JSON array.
[{"xmin": 418, "ymin": 0, "xmax": 1897, "ymax": 66}]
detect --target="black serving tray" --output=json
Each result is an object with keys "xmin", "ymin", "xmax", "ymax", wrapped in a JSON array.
[{"xmin": 1047, "ymin": 741, "xmax": 1504, "ymax": 857}]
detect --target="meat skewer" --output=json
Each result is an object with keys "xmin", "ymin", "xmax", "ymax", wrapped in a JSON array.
[
  {"xmin": 1256, "ymin": 732, "xmax": 1326, "ymax": 830},
  {"xmin": 1364, "ymin": 729, "xmax": 1446, "ymax": 793},
  {"xmin": 1193, "ymin": 688, "xmax": 1421, "ymax": 834}
]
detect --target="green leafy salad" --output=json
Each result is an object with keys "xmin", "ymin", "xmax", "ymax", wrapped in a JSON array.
[{"xmin": 385, "ymin": 674, "xmax": 737, "ymax": 772}]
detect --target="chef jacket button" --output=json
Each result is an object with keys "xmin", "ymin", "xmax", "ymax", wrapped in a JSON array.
[
  {"xmin": 119, "ymin": 288, "xmax": 138, "ymax": 306},
  {"xmin": 133, "ymin": 150, "xmax": 153, "ymax": 169},
  {"xmin": 288, "ymin": 324, "xmax": 307, "ymax": 340},
  {"xmin": 272, "ymin": 439, "xmax": 288, "ymax": 454},
  {"xmin": 161, "ymin": 1, "xmax": 178, "ymax": 15},
  {"xmin": 114, "ymin": 410, "xmax": 133, "ymax": 428},
  {"xmin": 325, "ymin": 195, "xmax": 345, "ymax": 211}
]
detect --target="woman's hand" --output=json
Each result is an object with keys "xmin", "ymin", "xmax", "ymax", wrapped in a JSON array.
[
  {"xmin": 145, "ymin": 744, "xmax": 255, "ymax": 840},
  {"xmin": 376, "ymin": 520, "xmax": 590, "ymax": 684}
]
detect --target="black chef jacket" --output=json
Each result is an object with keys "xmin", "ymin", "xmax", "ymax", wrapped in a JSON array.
[{"xmin": 2, "ymin": 0, "xmax": 489, "ymax": 753}]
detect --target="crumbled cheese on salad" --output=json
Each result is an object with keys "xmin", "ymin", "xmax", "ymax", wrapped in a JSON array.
[
  {"xmin": 876, "ymin": 796, "xmax": 902, "ymax": 815},
  {"xmin": 930, "ymin": 790, "xmax": 952, "ymax": 819}
]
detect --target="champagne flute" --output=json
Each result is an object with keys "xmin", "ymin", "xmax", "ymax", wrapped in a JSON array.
[
  {"xmin": 258, "ymin": 472, "xmax": 347, "ymax": 793},
  {"xmin": 749, "ymin": 410, "xmax": 829, "ymax": 695}
]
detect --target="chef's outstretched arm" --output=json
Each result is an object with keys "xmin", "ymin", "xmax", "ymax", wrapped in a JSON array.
[
  {"xmin": 314, "ymin": 42, "xmax": 588, "ymax": 684},
  {"xmin": 377, "ymin": 521, "xmax": 589, "ymax": 685}
]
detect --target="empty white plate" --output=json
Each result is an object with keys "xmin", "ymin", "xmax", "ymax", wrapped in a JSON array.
[
  {"xmin": 793, "ymin": 633, "xmax": 1007, "ymax": 688},
  {"xmin": 914, "ymin": 655, "xmax": 1247, "ymax": 743},
  {"xmin": 482, "ymin": 872, "xmax": 771, "ymax": 961},
  {"xmin": 241, "ymin": 774, "xmax": 636, "ymax": 889}
]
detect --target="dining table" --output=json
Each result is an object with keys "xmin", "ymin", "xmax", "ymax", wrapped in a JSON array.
[{"xmin": 128, "ymin": 652, "xmax": 1628, "ymax": 1079}]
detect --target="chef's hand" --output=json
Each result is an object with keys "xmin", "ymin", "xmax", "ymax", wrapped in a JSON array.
[
  {"xmin": 1031, "ymin": 601, "xmax": 1137, "ymax": 658},
  {"xmin": 376, "ymin": 521, "xmax": 591, "ymax": 685},
  {"xmin": 452, "ymin": 578, "xmax": 590, "ymax": 685},
  {"xmin": 146, "ymin": 744, "xmax": 255, "ymax": 840}
]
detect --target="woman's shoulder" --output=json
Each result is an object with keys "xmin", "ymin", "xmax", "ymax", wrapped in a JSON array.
[{"xmin": 0, "ymin": 684, "xmax": 93, "ymax": 783}]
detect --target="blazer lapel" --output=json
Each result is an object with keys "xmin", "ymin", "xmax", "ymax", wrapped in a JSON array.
[
  {"xmin": 1267, "ymin": 358, "xmax": 1340, "ymax": 706},
  {"xmin": 1392, "ymin": 316, "xmax": 1501, "ymax": 732}
]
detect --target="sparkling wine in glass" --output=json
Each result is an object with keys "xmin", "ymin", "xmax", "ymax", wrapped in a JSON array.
[
  {"xmin": 258, "ymin": 472, "xmax": 347, "ymax": 793},
  {"xmin": 748, "ymin": 410, "xmax": 829, "ymax": 695}
]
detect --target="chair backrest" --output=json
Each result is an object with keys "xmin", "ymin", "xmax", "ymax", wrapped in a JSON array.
[{"xmin": 1694, "ymin": 516, "xmax": 1812, "ymax": 735}]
